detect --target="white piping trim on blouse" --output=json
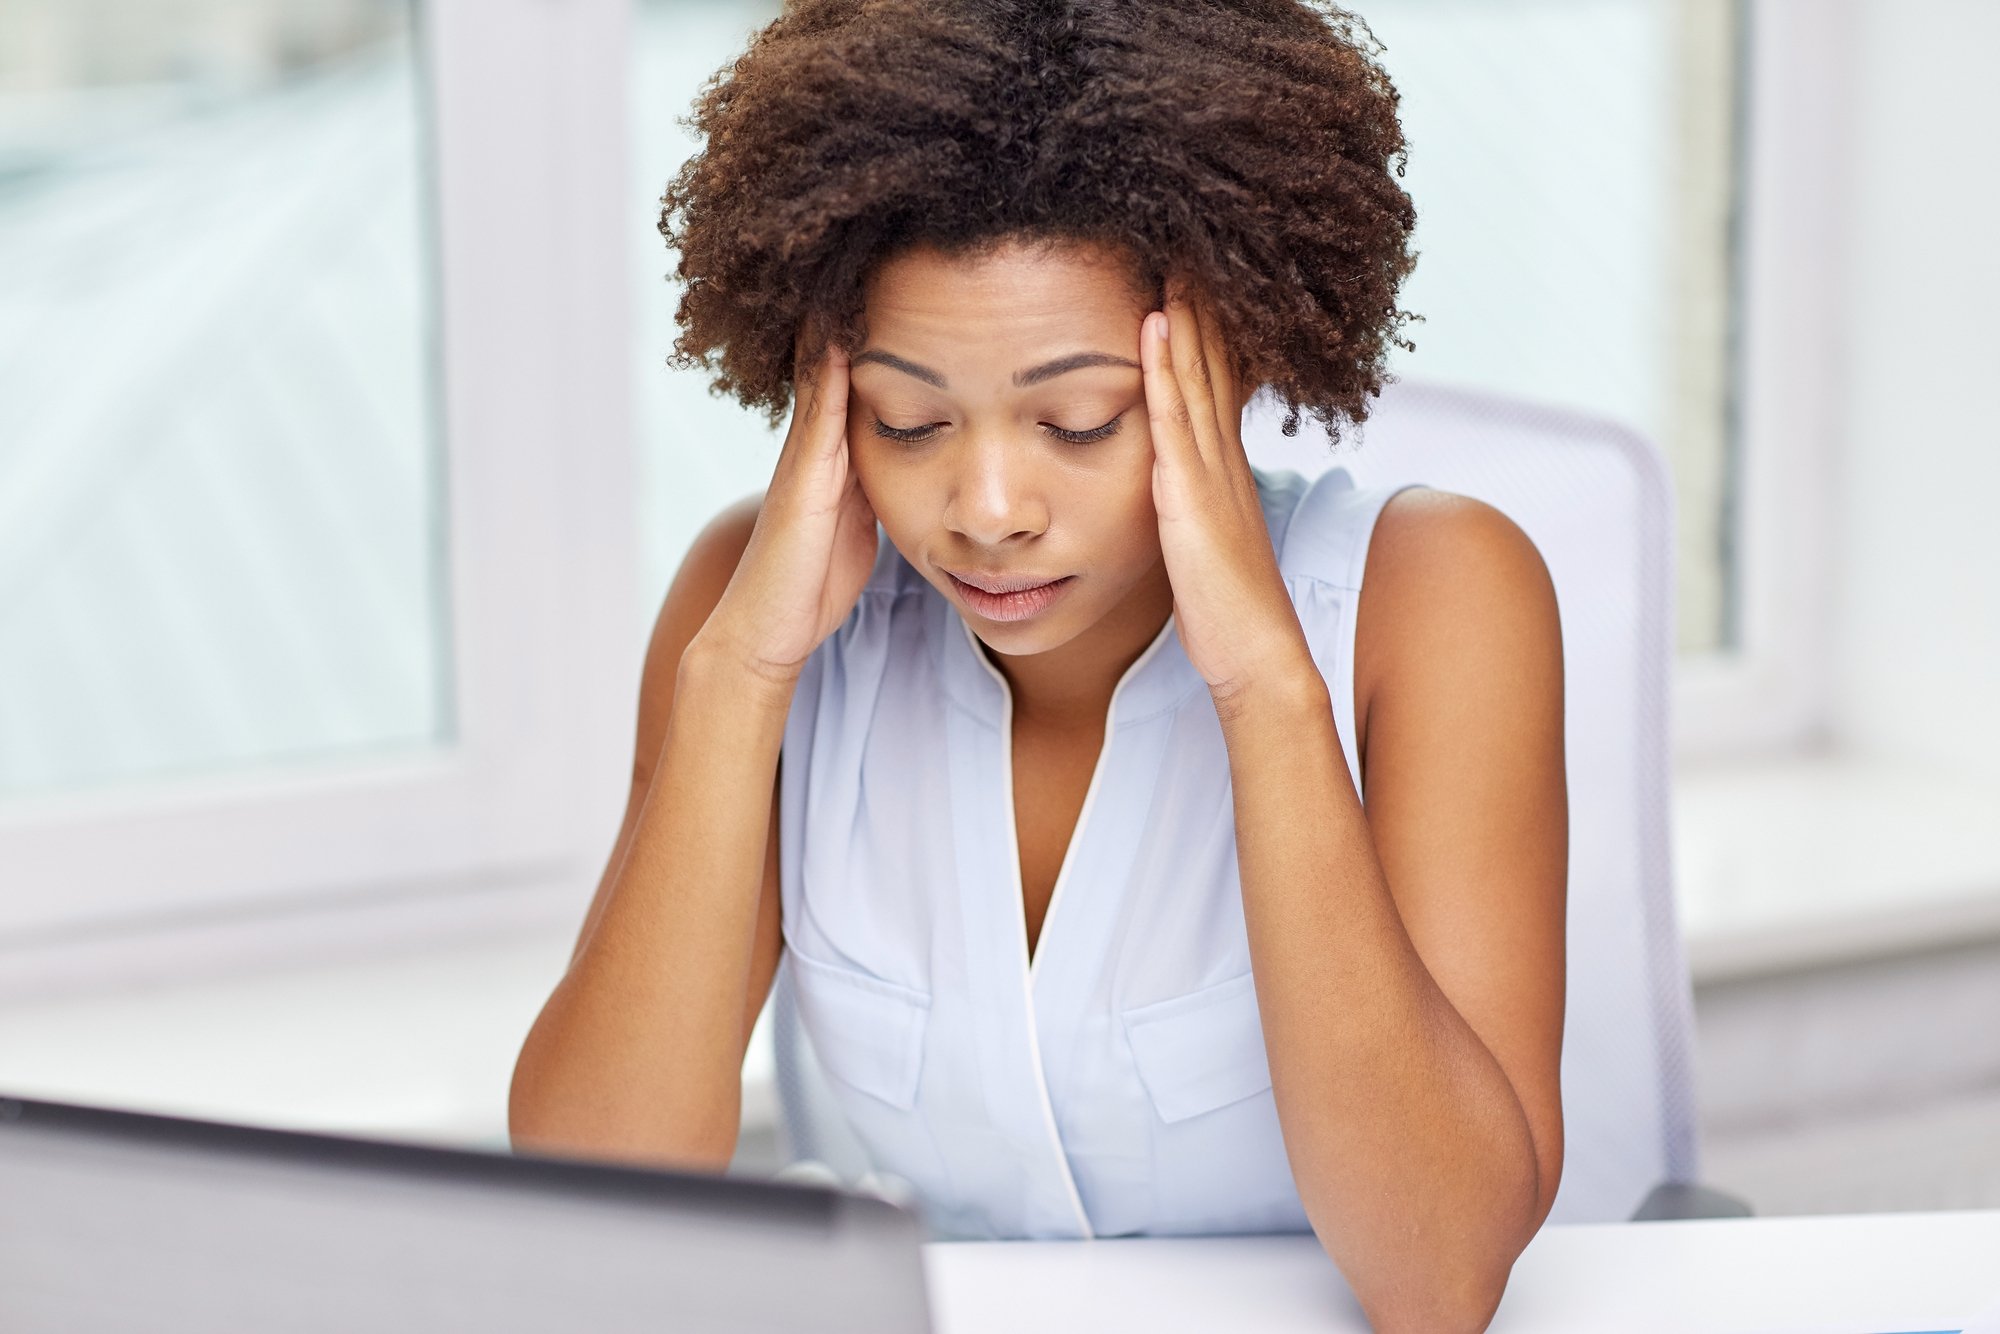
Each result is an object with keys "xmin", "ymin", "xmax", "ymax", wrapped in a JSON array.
[{"xmin": 960, "ymin": 609, "xmax": 1179, "ymax": 1240}]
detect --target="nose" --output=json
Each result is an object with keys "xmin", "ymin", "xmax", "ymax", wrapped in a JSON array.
[{"xmin": 942, "ymin": 427, "xmax": 1048, "ymax": 546}]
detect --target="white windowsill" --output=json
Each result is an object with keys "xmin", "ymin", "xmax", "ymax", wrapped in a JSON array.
[
  {"xmin": 4, "ymin": 750, "xmax": 1995, "ymax": 1155},
  {"xmin": 0, "ymin": 927, "xmax": 787, "ymax": 1156},
  {"xmin": 1674, "ymin": 749, "xmax": 2000, "ymax": 985}
]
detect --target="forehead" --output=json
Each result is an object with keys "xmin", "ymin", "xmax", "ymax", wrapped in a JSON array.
[{"xmin": 860, "ymin": 239, "xmax": 1151, "ymax": 354}]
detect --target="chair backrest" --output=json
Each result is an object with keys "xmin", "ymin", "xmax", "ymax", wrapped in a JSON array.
[
  {"xmin": 770, "ymin": 378, "xmax": 1702, "ymax": 1226},
  {"xmin": 1241, "ymin": 380, "xmax": 1700, "ymax": 1224}
]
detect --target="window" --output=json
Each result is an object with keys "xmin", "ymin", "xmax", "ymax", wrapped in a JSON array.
[
  {"xmin": 1357, "ymin": 0, "xmax": 1744, "ymax": 662},
  {"xmin": 632, "ymin": 0, "xmax": 785, "ymax": 627},
  {"xmin": 0, "ymin": 0, "xmax": 636, "ymax": 971},
  {"xmin": 0, "ymin": 0, "xmax": 452, "ymax": 800}
]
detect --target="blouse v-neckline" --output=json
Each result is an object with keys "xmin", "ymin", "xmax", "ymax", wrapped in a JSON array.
[{"xmin": 947, "ymin": 609, "xmax": 1192, "ymax": 982}]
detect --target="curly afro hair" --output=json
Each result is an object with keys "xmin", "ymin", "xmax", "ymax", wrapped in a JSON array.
[{"xmin": 658, "ymin": 0, "xmax": 1419, "ymax": 446}]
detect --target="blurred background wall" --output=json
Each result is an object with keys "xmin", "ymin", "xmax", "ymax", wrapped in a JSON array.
[{"xmin": 0, "ymin": 0, "xmax": 1995, "ymax": 1215}]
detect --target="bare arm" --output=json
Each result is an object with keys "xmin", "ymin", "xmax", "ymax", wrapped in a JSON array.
[
  {"xmin": 507, "ymin": 495, "xmax": 789, "ymax": 1172},
  {"xmin": 1222, "ymin": 492, "xmax": 1568, "ymax": 1334},
  {"xmin": 509, "ymin": 329, "xmax": 873, "ymax": 1173}
]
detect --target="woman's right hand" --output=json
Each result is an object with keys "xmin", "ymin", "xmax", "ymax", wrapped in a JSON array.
[{"xmin": 693, "ymin": 329, "xmax": 879, "ymax": 687}]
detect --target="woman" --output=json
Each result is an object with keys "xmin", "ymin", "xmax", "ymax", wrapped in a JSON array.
[{"xmin": 510, "ymin": 2, "xmax": 1567, "ymax": 1329}]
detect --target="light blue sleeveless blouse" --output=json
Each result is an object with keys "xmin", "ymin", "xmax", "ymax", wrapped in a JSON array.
[{"xmin": 776, "ymin": 463, "xmax": 1425, "ymax": 1241}]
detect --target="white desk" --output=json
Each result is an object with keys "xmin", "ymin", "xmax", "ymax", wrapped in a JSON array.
[{"xmin": 924, "ymin": 1209, "xmax": 2000, "ymax": 1333}]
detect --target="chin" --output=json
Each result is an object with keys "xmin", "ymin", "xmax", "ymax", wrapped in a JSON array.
[{"xmin": 960, "ymin": 600, "xmax": 1088, "ymax": 657}]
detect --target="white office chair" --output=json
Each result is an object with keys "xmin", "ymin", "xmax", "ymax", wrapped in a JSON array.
[{"xmin": 770, "ymin": 378, "xmax": 1750, "ymax": 1226}]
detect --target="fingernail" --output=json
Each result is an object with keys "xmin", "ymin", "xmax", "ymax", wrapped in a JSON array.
[{"xmin": 1156, "ymin": 313, "xmax": 1170, "ymax": 344}]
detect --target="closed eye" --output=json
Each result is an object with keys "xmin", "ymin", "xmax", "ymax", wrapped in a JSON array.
[
  {"xmin": 1048, "ymin": 416, "xmax": 1123, "ymax": 444},
  {"xmin": 868, "ymin": 416, "xmax": 1124, "ymax": 445},
  {"xmin": 870, "ymin": 418, "xmax": 946, "ymax": 444}
]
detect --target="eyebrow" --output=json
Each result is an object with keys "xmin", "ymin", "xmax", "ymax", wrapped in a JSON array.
[{"xmin": 850, "ymin": 349, "xmax": 1140, "ymax": 389}]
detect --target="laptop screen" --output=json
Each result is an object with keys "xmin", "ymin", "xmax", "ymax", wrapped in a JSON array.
[{"xmin": 0, "ymin": 1093, "xmax": 932, "ymax": 1334}]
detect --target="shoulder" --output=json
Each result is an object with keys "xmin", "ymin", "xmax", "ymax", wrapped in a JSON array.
[
  {"xmin": 644, "ymin": 490, "xmax": 767, "ymax": 674},
  {"xmin": 684, "ymin": 490, "xmax": 764, "ymax": 578},
  {"xmin": 629, "ymin": 492, "xmax": 767, "ymax": 776},
  {"xmin": 1366, "ymin": 487, "xmax": 1556, "ymax": 609},
  {"xmin": 1355, "ymin": 487, "xmax": 1563, "ymax": 747},
  {"xmin": 1267, "ymin": 465, "xmax": 1417, "ymax": 592}
]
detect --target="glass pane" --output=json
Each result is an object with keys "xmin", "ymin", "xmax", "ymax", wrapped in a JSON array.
[
  {"xmin": 632, "ymin": 0, "xmax": 1739, "ymax": 654},
  {"xmin": 0, "ymin": 0, "xmax": 454, "ymax": 800},
  {"xmin": 1361, "ymin": 0, "xmax": 1740, "ymax": 655},
  {"xmin": 632, "ymin": 0, "xmax": 785, "ymax": 626}
]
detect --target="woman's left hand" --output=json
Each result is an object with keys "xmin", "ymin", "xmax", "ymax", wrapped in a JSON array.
[{"xmin": 1142, "ymin": 278, "xmax": 1317, "ymax": 711}]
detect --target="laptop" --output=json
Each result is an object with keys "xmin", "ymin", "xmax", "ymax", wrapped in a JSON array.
[{"xmin": 0, "ymin": 1091, "xmax": 933, "ymax": 1333}]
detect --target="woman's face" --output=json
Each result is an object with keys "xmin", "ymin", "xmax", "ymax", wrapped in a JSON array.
[{"xmin": 845, "ymin": 238, "xmax": 1166, "ymax": 658}]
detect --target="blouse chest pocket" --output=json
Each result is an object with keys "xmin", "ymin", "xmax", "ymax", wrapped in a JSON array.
[
  {"xmin": 1121, "ymin": 970, "xmax": 1275, "ymax": 1124},
  {"xmin": 784, "ymin": 946, "xmax": 932, "ymax": 1112}
]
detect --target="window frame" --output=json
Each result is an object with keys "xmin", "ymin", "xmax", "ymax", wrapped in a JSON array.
[
  {"xmin": 1671, "ymin": 0, "xmax": 1851, "ymax": 764},
  {"xmin": 0, "ymin": 0, "xmax": 640, "ymax": 991}
]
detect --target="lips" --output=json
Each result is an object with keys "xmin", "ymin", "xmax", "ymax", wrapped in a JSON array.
[
  {"xmin": 946, "ymin": 571, "xmax": 1077, "ymax": 623},
  {"xmin": 943, "ymin": 568, "xmax": 1069, "ymax": 594}
]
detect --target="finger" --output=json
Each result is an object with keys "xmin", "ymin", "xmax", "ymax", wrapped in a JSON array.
[
  {"xmin": 1164, "ymin": 277, "xmax": 1222, "ymax": 465},
  {"xmin": 789, "ymin": 328, "xmax": 840, "ymax": 421},
  {"xmin": 816, "ymin": 341, "xmax": 849, "ymax": 430},
  {"xmin": 780, "ymin": 336, "xmax": 850, "ymax": 489},
  {"xmin": 1141, "ymin": 309, "xmax": 1200, "ymax": 471},
  {"xmin": 1192, "ymin": 300, "xmax": 1258, "ymax": 503},
  {"xmin": 1195, "ymin": 296, "xmax": 1242, "ymax": 443},
  {"xmin": 808, "ymin": 341, "xmax": 852, "ymax": 471}
]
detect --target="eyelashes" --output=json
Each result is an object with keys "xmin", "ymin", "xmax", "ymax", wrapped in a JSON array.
[
  {"xmin": 868, "ymin": 419, "xmax": 941, "ymax": 444},
  {"xmin": 869, "ymin": 416, "xmax": 1124, "ymax": 446}
]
